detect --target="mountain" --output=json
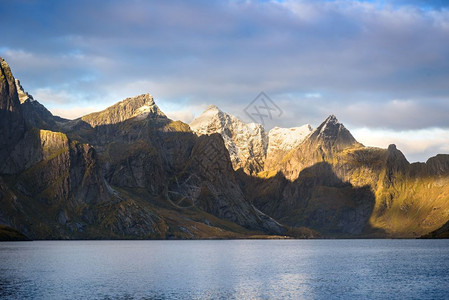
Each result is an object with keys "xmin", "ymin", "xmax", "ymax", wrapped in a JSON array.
[
  {"xmin": 190, "ymin": 105, "xmax": 268, "ymax": 175},
  {"xmin": 266, "ymin": 115, "xmax": 363, "ymax": 181},
  {"xmin": 190, "ymin": 105, "xmax": 314, "ymax": 176},
  {"xmin": 239, "ymin": 116, "xmax": 449, "ymax": 237},
  {"xmin": 0, "ymin": 58, "xmax": 286, "ymax": 239},
  {"xmin": 1, "ymin": 57, "xmax": 448, "ymax": 239}
]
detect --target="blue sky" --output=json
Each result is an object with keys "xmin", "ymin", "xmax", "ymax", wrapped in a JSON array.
[{"xmin": 1, "ymin": 0, "xmax": 448, "ymax": 162}]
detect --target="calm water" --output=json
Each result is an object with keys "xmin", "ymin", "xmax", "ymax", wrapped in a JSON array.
[{"xmin": 1, "ymin": 240, "xmax": 449, "ymax": 299}]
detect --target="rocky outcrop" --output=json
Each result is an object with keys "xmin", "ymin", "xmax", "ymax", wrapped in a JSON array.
[{"xmin": 0, "ymin": 58, "xmax": 26, "ymax": 167}]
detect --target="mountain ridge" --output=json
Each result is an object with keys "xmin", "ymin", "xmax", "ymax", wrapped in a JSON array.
[{"xmin": 1, "ymin": 57, "xmax": 449, "ymax": 239}]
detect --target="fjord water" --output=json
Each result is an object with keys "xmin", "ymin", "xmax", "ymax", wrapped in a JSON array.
[{"xmin": 1, "ymin": 240, "xmax": 448, "ymax": 299}]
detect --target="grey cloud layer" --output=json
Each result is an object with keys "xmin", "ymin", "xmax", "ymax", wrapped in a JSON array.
[{"xmin": 1, "ymin": 0, "xmax": 448, "ymax": 131}]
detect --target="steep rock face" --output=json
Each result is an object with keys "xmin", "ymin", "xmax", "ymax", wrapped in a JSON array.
[
  {"xmin": 0, "ymin": 58, "xmax": 26, "ymax": 167},
  {"xmin": 177, "ymin": 134, "xmax": 285, "ymax": 234},
  {"xmin": 1, "ymin": 129, "xmax": 68, "ymax": 174},
  {"xmin": 0, "ymin": 129, "xmax": 114, "ymax": 238},
  {"xmin": 308, "ymin": 115, "xmax": 359, "ymax": 151},
  {"xmin": 190, "ymin": 105, "xmax": 268, "ymax": 175},
  {"xmin": 65, "ymin": 99, "xmax": 186, "ymax": 196},
  {"xmin": 0, "ymin": 125, "xmax": 175, "ymax": 239}
]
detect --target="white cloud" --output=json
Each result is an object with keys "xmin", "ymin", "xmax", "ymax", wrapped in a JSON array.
[
  {"xmin": 49, "ymin": 106, "xmax": 104, "ymax": 120},
  {"xmin": 33, "ymin": 88, "xmax": 75, "ymax": 104},
  {"xmin": 165, "ymin": 110, "xmax": 196, "ymax": 123}
]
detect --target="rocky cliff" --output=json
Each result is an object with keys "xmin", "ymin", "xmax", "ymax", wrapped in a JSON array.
[{"xmin": 0, "ymin": 58, "xmax": 26, "ymax": 167}]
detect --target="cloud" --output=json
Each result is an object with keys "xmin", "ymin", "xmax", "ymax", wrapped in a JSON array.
[
  {"xmin": 165, "ymin": 110, "xmax": 196, "ymax": 124},
  {"xmin": 49, "ymin": 106, "xmax": 104, "ymax": 120},
  {"xmin": 33, "ymin": 88, "xmax": 77, "ymax": 105}
]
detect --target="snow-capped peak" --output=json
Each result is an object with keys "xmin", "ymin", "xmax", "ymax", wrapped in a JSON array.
[
  {"xmin": 190, "ymin": 104, "xmax": 316, "ymax": 175},
  {"xmin": 190, "ymin": 105, "xmax": 268, "ymax": 175},
  {"xmin": 267, "ymin": 124, "xmax": 313, "ymax": 153}
]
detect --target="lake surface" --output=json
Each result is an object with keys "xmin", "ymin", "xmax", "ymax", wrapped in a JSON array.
[{"xmin": 1, "ymin": 240, "xmax": 449, "ymax": 299}]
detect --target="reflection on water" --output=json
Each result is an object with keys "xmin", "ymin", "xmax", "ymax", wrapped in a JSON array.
[{"xmin": 1, "ymin": 240, "xmax": 449, "ymax": 299}]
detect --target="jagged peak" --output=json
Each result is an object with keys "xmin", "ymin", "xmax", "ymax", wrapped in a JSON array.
[
  {"xmin": 0, "ymin": 57, "xmax": 21, "ymax": 111},
  {"xmin": 80, "ymin": 93, "xmax": 166, "ymax": 127},
  {"xmin": 388, "ymin": 144, "xmax": 397, "ymax": 151},
  {"xmin": 205, "ymin": 104, "xmax": 222, "ymax": 112},
  {"xmin": 190, "ymin": 105, "xmax": 231, "ymax": 131},
  {"xmin": 119, "ymin": 93, "xmax": 155, "ymax": 106},
  {"xmin": 307, "ymin": 114, "xmax": 359, "ymax": 149},
  {"xmin": 319, "ymin": 114, "xmax": 342, "ymax": 132},
  {"xmin": 15, "ymin": 79, "xmax": 35, "ymax": 103},
  {"xmin": 324, "ymin": 114, "xmax": 338, "ymax": 124},
  {"xmin": 190, "ymin": 104, "xmax": 264, "ymax": 134},
  {"xmin": 0, "ymin": 56, "xmax": 9, "ymax": 68}
]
